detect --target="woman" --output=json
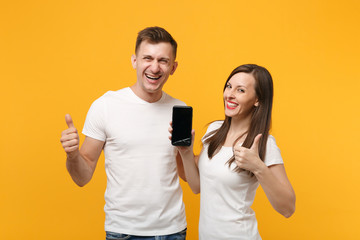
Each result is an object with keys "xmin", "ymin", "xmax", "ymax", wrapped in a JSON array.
[{"xmin": 170, "ymin": 64, "xmax": 295, "ymax": 240}]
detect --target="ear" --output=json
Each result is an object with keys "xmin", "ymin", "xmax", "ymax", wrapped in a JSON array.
[
  {"xmin": 131, "ymin": 54, "xmax": 136, "ymax": 69},
  {"xmin": 254, "ymin": 98, "xmax": 259, "ymax": 107},
  {"xmin": 170, "ymin": 61, "xmax": 178, "ymax": 75}
]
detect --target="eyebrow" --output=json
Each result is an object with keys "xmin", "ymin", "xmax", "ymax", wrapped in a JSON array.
[
  {"xmin": 142, "ymin": 54, "xmax": 170, "ymax": 60},
  {"xmin": 159, "ymin": 57, "xmax": 170, "ymax": 61},
  {"xmin": 228, "ymin": 82, "xmax": 248, "ymax": 88}
]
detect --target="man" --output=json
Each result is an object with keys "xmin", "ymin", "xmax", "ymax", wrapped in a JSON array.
[{"xmin": 60, "ymin": 27, "xmax": 187, "ymax": 239}]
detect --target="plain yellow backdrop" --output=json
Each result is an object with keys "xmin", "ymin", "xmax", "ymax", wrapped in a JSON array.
[{"xmin": 1, "ymin": 0, "xmax": 359, "ymax": 239}]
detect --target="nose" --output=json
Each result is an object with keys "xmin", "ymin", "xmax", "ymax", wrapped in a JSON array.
[
  {"xmin": 224, "ymin": 88, "xmax": 234, "ymax": 99},
  {"xmin": 150, "ymin": 61, "xmax": 160, "ymax": 73}
]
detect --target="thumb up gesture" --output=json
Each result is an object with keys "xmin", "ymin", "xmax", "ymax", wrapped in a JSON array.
[
  {"xmin": 233, "ymin": 134, "xmax": 264, "ymax": 173},
  {"xmin": 60, "ymin": 114, "xmax": 80, "ymax": 158}
]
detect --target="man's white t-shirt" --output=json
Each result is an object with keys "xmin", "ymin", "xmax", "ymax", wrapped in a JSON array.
[
  {"xmin": 82, "ymin": 87, "xmax": 187, "ymax": 236},
  {"xmin": 198, "ymin": 121, "xmax": 283, "ymax": 240}
]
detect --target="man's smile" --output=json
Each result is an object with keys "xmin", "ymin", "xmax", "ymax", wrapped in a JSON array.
[{"xmin": 145, "ymin": 73, "xmax": 162, "ymax": 80}]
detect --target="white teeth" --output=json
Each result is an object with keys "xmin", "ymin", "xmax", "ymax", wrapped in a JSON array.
[
  {"xmin": 145, "ymin": 74, "xmax": 161, "ymax": 80},
  {"xmin": 227, "ymin": 102, "xmax": 238, "ymax": 107}
]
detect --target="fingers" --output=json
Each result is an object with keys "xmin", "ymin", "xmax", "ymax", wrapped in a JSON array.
[
  {"xmin": 61, "ymin": 114, "xmax": 79, "ymax": 154},
  {"xmin": 61, "ymin": 114, "xmax": 78, "ymax": 137},
  {"xmin": 64, "ymin": 145, "xmax": 79, "ymax": 153},
  {"xmin": 60, "ymin": 132, "xmax": 78, "ymax": 141},
  {"xmin": 234, "ymin": 146, "xmax": 246, "ymax": 157},
  {"xmin": 168, "ymin": 121, "xmax": 173, "ymax": 141},
  {"xmin": 168, "ymin": 121, "xmax": 173, "ymax": 132},
  {"xmin": 60, "ymin": 131, "xmax": 79, "ymax": 149},
  {"xmin": 65, "ymin": 114, "xmax": 74, "ymax": 128},
  {"xmin": 168, "ymin": 121, "xmax": 173, "ymax": 140},
  {"xmin": 62, "ymin": 139, "xmax": 79, "ymax": 152},
  {"xmin": 61, "ymin": 127, "xmax": 77, "ymax": 137},
  {"xmin": 191, "ymin": 129, "xmax": 195, "ymax": 142},
  {"xmin": 234, "ymin": 136, "xmax": 262, "ymax": 172},
  {"xmin": 234, "ymin": 147, "xmax": 245, "ymax": 168},
  {"xmin": 168, "ymin": 122, "xmax": 195, "ymax": 149},
  {"xmin": 234, "ymin": 146, "xmax": 253, "ymax": 171}
]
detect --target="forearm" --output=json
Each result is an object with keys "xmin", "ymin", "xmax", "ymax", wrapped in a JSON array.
[
  {"xmin": 179, "ymin": 150, "xmax": 200, "ymax": 194},
  {"xmin": 254, "ymin": 164, "xmax": 296, "ymax": 218},
  {"xmin": 66, "ymin": 151, "xmax": 95, "ymax": 187}
]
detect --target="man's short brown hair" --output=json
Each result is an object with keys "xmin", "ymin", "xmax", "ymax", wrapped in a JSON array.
[{"xmin": 135, "ymin": 26, "xmax": 177, "ymax": 59}]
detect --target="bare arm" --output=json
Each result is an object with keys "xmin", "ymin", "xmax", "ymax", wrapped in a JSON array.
[
  {"xmin": 177, "ymin": 144, "xmax": 201, "ymax": 194},
  {"xmin": 234, "ymin": 134, "xmax": 296, "ymax": 218},
  {"xmin": 254, "ymin": 164, "xmax": 295, "ymax": 218},
  {"xmin": 169, "ymin": 123, "xmax": 200, "ymax": 194},
  {"xmin": 66, "ymin": 136, "xmax": 104, "ymax": 186},
  {"xmin": 60, "ymin": 114, "xmax": 105, "ymax": 187}
]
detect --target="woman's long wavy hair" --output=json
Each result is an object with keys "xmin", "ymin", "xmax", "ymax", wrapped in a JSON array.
[{"xmin": 204, "ymin": 64, "xmax": 274, "ymax": 173}]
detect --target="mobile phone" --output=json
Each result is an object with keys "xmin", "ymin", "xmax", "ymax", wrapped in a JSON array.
[{"xmin": 171, "ymin": 106, "xmax": 193, "ymax": 146}]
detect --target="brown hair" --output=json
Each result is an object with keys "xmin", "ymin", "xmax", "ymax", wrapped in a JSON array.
[
  {"xmin": 135, "ymin": 26, "xmax": 178, "ymax": 59},
  {"xmin": 204, "ymin": 64, "xmax": 274, "ymax": 173}
]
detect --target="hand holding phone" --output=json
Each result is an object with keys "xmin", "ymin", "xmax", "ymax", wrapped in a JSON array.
[{"xmin": 171, "ymin": 106, "xmax": 193, "ymax": 146}]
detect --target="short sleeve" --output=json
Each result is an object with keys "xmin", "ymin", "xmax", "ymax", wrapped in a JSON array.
[
  {"xmin": 201, "ymin": 121, "xmax": 223, "ymax": 143},
  {"xmin": 264, "ymin": 135, "xmax": 284, "ymax": 166},
  {"xmin": 82, "ymin": 97, "xmax": 107, "ymax": 141}
]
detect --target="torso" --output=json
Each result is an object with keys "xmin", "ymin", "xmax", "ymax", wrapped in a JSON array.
[
  {"xmin": 82, "ymin": 87, "xmax": 187, "ymax": 235},
  {"xmin": 198, "ymin": 121, "xmax": 283, "ymax": 240}
]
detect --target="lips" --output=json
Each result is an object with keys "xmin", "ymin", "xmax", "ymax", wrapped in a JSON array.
[
  {"xmin": 226, "ymin": 101, "xmax": 238, "ymax": 109},
  {"xmin": 145, "ymin": 73, "xmax": 161, "ymax": 81}
]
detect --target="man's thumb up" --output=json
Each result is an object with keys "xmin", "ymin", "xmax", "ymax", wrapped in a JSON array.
[{"xmin": 65, "ymin": 114, "xmax": 75, "ymax": 128}]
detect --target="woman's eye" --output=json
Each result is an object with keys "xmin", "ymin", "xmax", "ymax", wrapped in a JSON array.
[
  {"xmin": 237, "ymin": 88, "xmax": 245, "ymax": 93},
  {"xmin": 226, "ymin": 84, "xmax": 231, "ymax": 88}
]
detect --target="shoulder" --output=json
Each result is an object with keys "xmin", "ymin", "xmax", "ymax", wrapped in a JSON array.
[
  {"xmin": 264, "ymin": 135, "xmax": 283, "ymax": 166},
  {"xmin": 266, "ymin": 135, "xmax": 279, "ymax": 149},
  {"xmin": 103, "ymin": 87, "xmax": 131, "ymax": 99},
  {"xmin": 92, "ymin": 87, "xmax": 133, "ymax": 105},
  {"xmin": 207, "ymin": 121, "xmax": 223, "ymax": 133},
  {"xmin": 162, "ymin": 91, "xmax": 186, "ymax": 106},
  {"xmin": 202, "ymin": 121, "xmax": 223, "ymax": 142}
]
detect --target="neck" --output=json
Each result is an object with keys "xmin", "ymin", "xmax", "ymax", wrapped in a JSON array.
[
  {"xmin": 226, "ymin": 115, "xmax": 252, "ymax": 145},
  {"xmin": 130, "ymin": 84, "xmax": 163, "ymax": 103}
]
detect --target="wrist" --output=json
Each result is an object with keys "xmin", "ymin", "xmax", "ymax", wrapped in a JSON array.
[
  {"xmin": 253, "ymin": 161, "xmax": 267, "ymax": 178},
  {"xmin": 67, "ymin": 150, "xmax": 80, "ymax": 162},
  {"xmin": 178, "ymin": 147, "xmax": 194, "ymax": 159}
]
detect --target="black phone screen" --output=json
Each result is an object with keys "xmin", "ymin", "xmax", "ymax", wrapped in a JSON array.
[{"xmin": 171, "ymin": 106, "xmax": 193, "ymax": 146}]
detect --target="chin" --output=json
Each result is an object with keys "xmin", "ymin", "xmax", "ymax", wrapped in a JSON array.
[
  {"xmin": 225, "ymin": 109, "xmax": 236, "ymax": 116},
  {"xmin": 144, "ymin": 85, "xmax": 162, "ymax": 93}
]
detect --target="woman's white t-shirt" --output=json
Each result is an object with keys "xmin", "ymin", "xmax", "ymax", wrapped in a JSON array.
[{"xmin": 198, "ymin": 121, "xmax": 283, "ymax": 240}]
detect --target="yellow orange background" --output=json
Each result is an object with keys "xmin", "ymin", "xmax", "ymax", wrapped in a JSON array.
[{"xmin": 1, "ymin": 0, "xmax": 360, "ymax": 239}]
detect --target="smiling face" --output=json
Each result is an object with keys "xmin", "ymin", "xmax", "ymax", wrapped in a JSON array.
[
  {"xmin": 131, "ymin": 40, "xmax": 178, "ymax": 102},
  {"xmin": 223, "ymin": 72, "xmax": 259, "ymax": 120}
]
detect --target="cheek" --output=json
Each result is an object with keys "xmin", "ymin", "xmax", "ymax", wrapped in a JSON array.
[
  {"xmin": 234, "ymin": 97, "xmax": 251, "ymax": 108},
  {"xmin": 164, "ymin": 65, "xmax": 173, "ymax": 74},
  {"xmin": 139, "ymin": 61, "xmax": 151, "ymax": 68},
  {"xmin": 223, "ymin": 90, "xmax": 230, "ymax": 98},
  {"xmin": 243, "ymin": 100, "xmax": 257, "ymax": 112}
]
